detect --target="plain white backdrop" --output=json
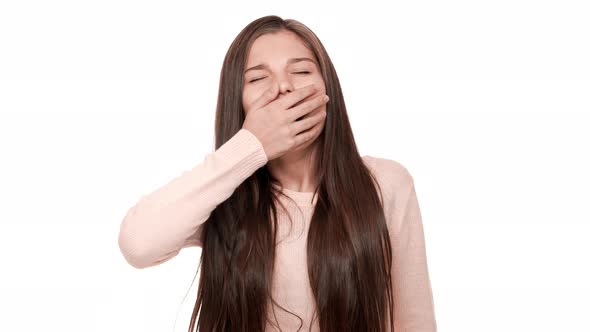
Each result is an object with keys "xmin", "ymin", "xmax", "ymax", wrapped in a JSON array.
[{"xmin": 1, "ymin": 0, "xmax": 588, "ymax": 331}]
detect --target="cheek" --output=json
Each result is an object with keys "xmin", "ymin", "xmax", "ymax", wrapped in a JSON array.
[
  {"xmin": 242, "ymin": 93, "xmax": 250, "ymax": 114},
  {"xmin": 242, "ymin": 88, "xmax": 263, "ymax": 114}
]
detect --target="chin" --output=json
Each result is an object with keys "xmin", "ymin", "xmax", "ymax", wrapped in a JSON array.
[{"xmin": 295, "ymin": 136, "xmax": 321, "ymax": 153}]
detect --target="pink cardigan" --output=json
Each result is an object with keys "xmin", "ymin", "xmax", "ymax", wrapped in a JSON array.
[{"xmin": 118, "ymin": 128, "xmax": 437, "ymax": 331}]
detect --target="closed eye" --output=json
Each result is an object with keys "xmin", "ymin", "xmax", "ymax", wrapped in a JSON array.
[{"xmin": 248, "ymin": 72, "xmax": 311, "ymax": 83}]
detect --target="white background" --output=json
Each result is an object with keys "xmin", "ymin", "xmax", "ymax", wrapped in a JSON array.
[{"xmin": 1, "ymin": 1, "xmax": 589, "ymax": 331}]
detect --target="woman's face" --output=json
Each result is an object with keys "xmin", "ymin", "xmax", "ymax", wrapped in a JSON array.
[{"xmin": 242, "ymin": 30, "xmax": 327, "ymax": 119}]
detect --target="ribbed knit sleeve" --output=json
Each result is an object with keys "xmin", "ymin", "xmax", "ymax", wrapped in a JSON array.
[
  {"xmin": 379, "ymin": 159, "xmax": 437, "ymax": 332},
  {"xmin": 117, "ymin": 128, "xmax": 268, "ymax": 269}
]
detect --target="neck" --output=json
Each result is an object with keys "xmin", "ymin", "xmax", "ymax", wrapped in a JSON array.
[{"xmin": 267, "ymin": 140, "xmax": 320, "ymax": 192}]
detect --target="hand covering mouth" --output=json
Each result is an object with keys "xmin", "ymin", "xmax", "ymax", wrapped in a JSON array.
[
  {"xmin": 293, "ymin": 96, "xmax": 312, "ymax": 121},
  {"xmin": 291, "ymin": 93, "xmax": 314, "ymax": 109}
]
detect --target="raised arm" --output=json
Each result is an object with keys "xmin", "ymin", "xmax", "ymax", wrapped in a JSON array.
[{"xmin": 117, "ymin": 128, "xmax": 268, "ymax": 269}]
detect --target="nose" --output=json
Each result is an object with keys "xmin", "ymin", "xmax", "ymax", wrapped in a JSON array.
[{"xmin": 276, "ymin": 76, "xmax": 295, "ymax": 98}]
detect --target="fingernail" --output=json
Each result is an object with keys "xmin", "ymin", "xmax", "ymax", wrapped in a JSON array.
[{"xmin": 324, "ymin": 95, "xmax": 330, "ymax": 102}]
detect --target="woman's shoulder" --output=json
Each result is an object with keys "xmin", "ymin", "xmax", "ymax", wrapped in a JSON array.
[
  {"xmin": 361, "ymin": 154, "xmax": 416, "ymax": 208},
  {"xmin": 361, "ymin": 154, "xmax": 414, "ymax": 187}
]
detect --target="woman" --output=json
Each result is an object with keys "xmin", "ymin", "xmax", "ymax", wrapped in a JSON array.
[{"xmin": 118, "ymin": 15, "xmax": 437, "ymax": 332}]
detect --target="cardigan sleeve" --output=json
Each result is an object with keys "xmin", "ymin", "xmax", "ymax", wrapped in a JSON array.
[
  {"xmin": 117, "ymin": 128, "xmax": 268, "ymax": 269},
  {"xmin": 388, "ymin": 166, "xmax": 438, "ymax": 332}
]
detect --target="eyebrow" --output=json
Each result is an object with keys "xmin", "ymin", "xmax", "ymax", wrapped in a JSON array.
[{"xmin": 244, "ymin": 57, "xmax": 316, "ymax": 74}]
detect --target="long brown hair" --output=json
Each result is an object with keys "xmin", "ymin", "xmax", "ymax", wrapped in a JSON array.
[{"xmin": 189, "ymin": 15, "xmax": 395, "ymax": 332}]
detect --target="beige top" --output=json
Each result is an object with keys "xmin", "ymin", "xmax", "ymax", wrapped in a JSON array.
[{"xmin": 117, "ymin": 128, "xmax": 437, "ymax": 331}]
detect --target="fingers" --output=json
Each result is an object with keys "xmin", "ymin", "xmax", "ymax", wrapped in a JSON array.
[
  {"xmin": 293, "ymin": 112, "xmax": 326, "ymax": 146},
  {"xmin": 273, "ymin": 84, "xmax": 318, "ymax": 110},
  {"xmin": 288, "ymin": 93, "xmax": 328, "ymax": 122},
  {"xmin": 249, "ymin": 85, "xmax": 279, "ymax": 112},
  {"xmin": 292, "ymin": 109, "xmax": 327, "ymax": 136}
]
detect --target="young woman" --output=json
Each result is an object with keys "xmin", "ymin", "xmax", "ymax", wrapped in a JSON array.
[{"xmin": 118, "ymin": 15, "xmax": 437, "ymax": 332}]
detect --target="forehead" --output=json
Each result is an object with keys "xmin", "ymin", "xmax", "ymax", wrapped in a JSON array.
[{"xmin": 246, "ymin": 30, "xmax": 313, "ymax": 65}]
